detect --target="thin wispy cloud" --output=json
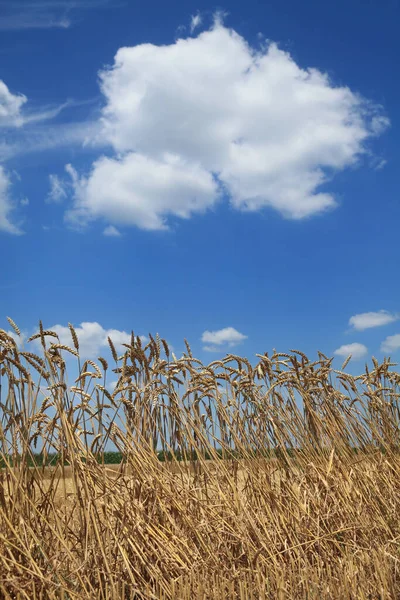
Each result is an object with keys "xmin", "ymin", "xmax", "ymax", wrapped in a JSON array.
[
  {"xmin": 0, "ymin": 119, "xmax": 101, "ymax": 162},
  {"xmin": 0, "ymin": 0, "xmax": 117, "ymax": 31},
  {"xmin": 0, "ymin": 82, "xmax": 95, "ymax": 130},
  {"xmin": 47, "ymin": 174, "xmax": 68, "ymax": 203},
  {"xmin": 190, "ymin": 12, "xmax": 202, "ymax": 34},
  {"xmin": 0, "ymin": 14, "xmax": 71, "ymax": 31},
  {"xmin": 0, "ymin": 78, "xmax": 100, "ymax": 233},
  {"xmin": 103, "ymin": 225, "xmax": 121, "ymax": 237},
  {"xmin": 21, "ymin": 101, "xmax": 72, "ymax": 126},
  {"xmin": 0, "ymin": 79, "xmax": 99, "ymax": 161}
]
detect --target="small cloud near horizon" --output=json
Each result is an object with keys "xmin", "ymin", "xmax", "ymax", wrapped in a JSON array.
[
  {"xmin": 334, "ymin": 342, "xmax": 368, "ymax": 361},
  {"xmin": 380, "ymin": 334, "xmax": 400, "ymax": 354},
  {"xmin": 202, "ymin": 326, "xmax": 247, "ymax": 352}
]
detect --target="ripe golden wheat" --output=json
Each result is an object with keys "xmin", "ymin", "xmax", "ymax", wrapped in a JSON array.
[{"xmin": 0, "ymin": 320, "xmax": 400, "ymax": 599}]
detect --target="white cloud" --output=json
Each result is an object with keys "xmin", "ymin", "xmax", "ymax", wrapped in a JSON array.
[
  {"xmin": 61, "ymin": 21, "xmax": 387, "ymax": 231},
  {"xmin": 0, "ymin": 1, "xmax": 114, "ymax": 31},
  {"xmin": 33, "ymin": 321, "xmax": 148, "ymax": 358},
  {"xmin": 349, "ymin": 310, "xmax": 399, "ymax": 331},
  {"xmin": 334, "ymin": 343, "xmax": 368, "ymax": 361},
  {"xmin": 65, "ymin": 153, "xmax": 218, "ymax": 230},
  {"xmin": 0, "ymin": 78, "xmax": 94, "ymax": 165},
  {"xmin": 201, "ymin": 327, "xmax": 247, "ymax": 350},
  {"xmin": 107, "ymin": 379, "xmax": 119, "ymax": 392},
  {"xmin": 0, "ymin": 167, "xmax": 23, "ymax": 235},
  {"xmin": 47, "ymin": 174, "xmax": 68, "ymax": 203},
  {"xmin": 190, "ymin": 13, "xmax": 202, "ymax": 33},
  {"xmin": 202, "ymin": 345, "xmax": 222, "ymax": 353},
  {"xmin": 0, "ymin": 14, "xmax": 71, "ymax": 31},
  {"xmin": 6, "ymin": 330, "xmax": 25, "ymax": 349},
  {"xmin": 380, "ymin": 334, "xmax": 400, "ymax": 354},
  {"xmin": 0, "ymin": 80, "xmax": 70, "ymax": 130},
  {"xmin": 0, "ymin": 119, "xmax": 99, "ymax": 163},
  {"xmin": 103, "ymin": 225, "xmax": 121, "ymax": 237},
  {"xmin": 22, "ymin": 101, "xmax": 72, "ymax": 126},
  {"xmin": 0, "ymin": 80, "xmax": 27, "ymax": 127}
]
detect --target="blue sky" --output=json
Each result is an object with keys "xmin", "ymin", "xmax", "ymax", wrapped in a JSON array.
[{"xmin": 1, "ymin": 0, "xmax": 399, "ymax": 368}]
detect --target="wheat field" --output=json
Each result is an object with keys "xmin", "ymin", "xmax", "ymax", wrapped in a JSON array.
[{"xmin": 1, "ymin": 319, "xmax": 400, "ymax": 599}]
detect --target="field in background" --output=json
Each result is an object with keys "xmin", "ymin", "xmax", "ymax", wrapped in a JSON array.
[{"xmin": 1, "ymin": 320, "xmax": 400, "ymax": 599}]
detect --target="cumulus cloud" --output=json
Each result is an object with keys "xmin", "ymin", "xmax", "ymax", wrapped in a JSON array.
[
  {"xmin": 334, "ymin": 343, "xmax": 368, "ymax": 361},
  {"xmin": 65, "ymin": 153, "xmax": 218, "ymax": 230},
  {"xmin": 380, "ymin": 334, "xmax": 400, "ymax": 354},
  {"xmin": 103, "ymin": 225, "xmax": 121, "ymax": 237},
  {"xmin": 0, "ymin": 167, "xmax": 23, "ymax": 234},
  {"xmin": 201, "ymin": 327, "xmax": 247, "ymax": 351},
  {"xmin": 349, "ymin": 310, "xmax": 399, "ymax": 331},
  {"xmin": 62, "ymin": 21, "xmax": 388, "ymax": 232},
  {"xmin": 34, "ymin": 322, "xmax": 148, "ymax": 358}
]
